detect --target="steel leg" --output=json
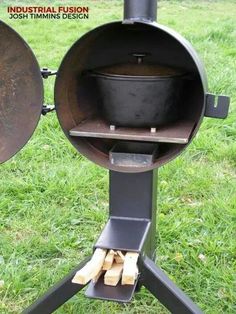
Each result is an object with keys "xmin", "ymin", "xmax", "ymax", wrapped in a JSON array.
[
  {"xmin": 23, "ymin": 257, "xmax": 90, "ymax": 314},
  {"xmin": 140, "ymin": 256, "xmax": 203, "ymax": 314}
]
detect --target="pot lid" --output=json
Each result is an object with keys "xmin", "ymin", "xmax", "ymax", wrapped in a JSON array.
[
  {"xmin": 93, "ymin": 53, "xmax": 184, "ymax": 78},
  {"xmin": 0, "ymin": 21, "xmax": 43, "ymax": 163},
  {"xmin": 95, "ymin": 63, "xmax": 184, "ymax": 77}
]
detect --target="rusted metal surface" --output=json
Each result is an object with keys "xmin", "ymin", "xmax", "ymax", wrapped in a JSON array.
[
  {"xmin": 69, "ymin": 118, "xmax": 194, "ymax": 144},
  {"xmin": 0, "ymin": 21, "xmax": 43, "ymax": 163}
]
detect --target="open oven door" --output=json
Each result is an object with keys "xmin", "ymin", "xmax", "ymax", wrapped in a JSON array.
[{"xmin": 0, "ymin": 21, "xmax": 43, "ymax": 163}]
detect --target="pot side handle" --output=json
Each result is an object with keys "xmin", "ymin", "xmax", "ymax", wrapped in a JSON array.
[{"xmin": 205, "ymin": 93, "xmax": 230, "ymax": 119}]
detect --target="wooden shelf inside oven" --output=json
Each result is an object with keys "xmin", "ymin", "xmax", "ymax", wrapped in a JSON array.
[{"xmin": 69, "ymin": 119, "xmax": 195, "ymax": 144}]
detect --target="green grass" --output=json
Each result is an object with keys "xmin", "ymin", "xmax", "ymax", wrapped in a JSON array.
[{"xmin": 0, "ymin": 0, "xmax": 235, "ymax": 313}]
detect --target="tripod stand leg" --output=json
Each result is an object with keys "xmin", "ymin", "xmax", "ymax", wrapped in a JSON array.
[
  {"xmin": 140, "ymin": 256, "xmax": 203, "ymax": 314},
  {"xmin": 23, "ymin": 257, "xmax": 90, "ymax": 314}
]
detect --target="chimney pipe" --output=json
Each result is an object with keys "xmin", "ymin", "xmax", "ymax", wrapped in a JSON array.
[{"xmin": 124, "ymin": 0, "xmax": 157, "ymax": 22}]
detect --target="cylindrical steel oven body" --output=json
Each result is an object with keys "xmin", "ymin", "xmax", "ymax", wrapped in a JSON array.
[{"xmin": 55, "ymin": 20, "xmax": 208, "ymax": 173}]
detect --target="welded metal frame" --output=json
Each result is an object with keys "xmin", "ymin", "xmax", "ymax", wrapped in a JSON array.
[{"xmin": 24, "ymin": 171, "xmax": 203, "ymax": 313}]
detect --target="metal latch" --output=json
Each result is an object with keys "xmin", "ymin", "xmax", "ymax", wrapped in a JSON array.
[
  {"xmin": 205, "ymin": 93, "xmax": 230, "ymax": 119},
  {"xmin": 41, "ymin": 68, "xmax": 57, "ymax": 79}
]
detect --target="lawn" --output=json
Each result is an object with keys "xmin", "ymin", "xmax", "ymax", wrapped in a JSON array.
[{"xmin": 0, "ymin": 0, "xmax": 235, "ymax": 313}]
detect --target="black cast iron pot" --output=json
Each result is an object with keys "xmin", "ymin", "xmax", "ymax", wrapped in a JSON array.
[{"xmin": 88, "ymin": 54, "xmax": 187, "ymax": 128}]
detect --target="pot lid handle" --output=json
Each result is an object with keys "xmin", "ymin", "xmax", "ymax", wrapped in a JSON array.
[{"xmin": 131, "ymin": 52, "xmax": 151, "ymax": 64}]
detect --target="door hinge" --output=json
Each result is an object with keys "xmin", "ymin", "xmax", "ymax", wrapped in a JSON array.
[
  {"xmin": 42, "ymin": 104, "xmax": 55, "ymax": 116},
  {"xmin": 41, "ymin": 68, "xmax": 58, "ymax": 79}
]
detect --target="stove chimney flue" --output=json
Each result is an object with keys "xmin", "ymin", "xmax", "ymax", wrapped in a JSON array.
[{"xmin": 124, "ymin": 0, "xmax": 157, "ymax": 22}]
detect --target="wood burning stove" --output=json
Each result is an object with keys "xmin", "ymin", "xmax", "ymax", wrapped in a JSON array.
[{"xmin": 0, "ymin": 0, "xmax": 230, "ymax": 313}]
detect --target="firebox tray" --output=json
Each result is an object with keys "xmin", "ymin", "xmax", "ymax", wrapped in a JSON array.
[
  {"xmin": 69, "ymin": 119, "xmax": 195, "ymax": 144},
  {"xmin": 85, "ymin": 273, "xmax": 138, "ymax": 303}
]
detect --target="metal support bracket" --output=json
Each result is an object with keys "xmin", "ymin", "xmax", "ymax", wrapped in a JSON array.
[
  {"xmin": 41, "ymin": 68, "xmax": 58, "ymax": 79},
  {"xmin": 205, "ymin": 93, "xmax": 230, "ymax": 119}
]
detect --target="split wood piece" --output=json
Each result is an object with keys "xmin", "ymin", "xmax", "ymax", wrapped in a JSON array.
[
  {"xmin": 121, "ymin": 252, "xmax": 139, "ymax": 285},
  {"xmin": 102, "ymin": 250, "xmax": 115, "ymax": 270},
  {"xmin": 122, "ymin": 265, "xmax": 139, "ymax": 285},
  {"xmin": 114, "ymin": 250, "xmax": 125, "ymax": 264},
  {"xmin": 92, "ymin": 270, "xmax": 105, "ymax": 284},
  {"xmin": 104, "ymin": 263, "xmax": 123, "ymax": 286},
  {"xmin": 72, "ymin": 248, "xmax": 107, "ymax": 285}
]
